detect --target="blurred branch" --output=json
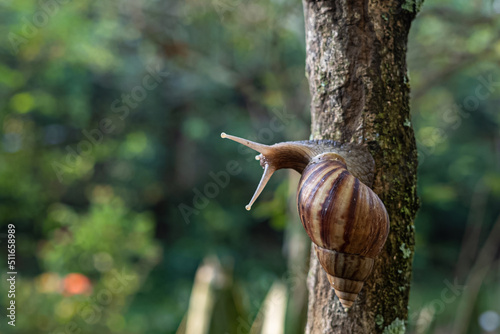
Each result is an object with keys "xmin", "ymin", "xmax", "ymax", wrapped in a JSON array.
[
  {"xmin": 414, "ymin": 305, "xmax": 435, "ymax": 334},
  {"xmin": 176, "ymin": 315, "xmax": 188, "ymax": 334},
  {"xmin": 183, "ymin": 257, "xmax": 224, "ymax": 334},
  {"xmin": 453, "ymin": 213, "xmax": 500, "ymax": 334},
  {"xmin": 455, "ymin": 179, "xmax": 488, "ymax": 279},
  {"xmin": 250, "ymin": 282, "xmax": 287, "ymax": 334}
]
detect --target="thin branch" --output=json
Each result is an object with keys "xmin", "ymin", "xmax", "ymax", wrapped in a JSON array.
[{"xmin": 455, "ymin": 179, "xmax": 488, "ymax": 280}]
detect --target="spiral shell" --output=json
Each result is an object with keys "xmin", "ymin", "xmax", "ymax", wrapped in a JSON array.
[{"xmin": 297, "ymin": 153, "xmax": 390, "ymax": 309}]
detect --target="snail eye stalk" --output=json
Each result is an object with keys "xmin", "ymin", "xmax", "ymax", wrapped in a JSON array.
[{"xmin": 221, "ymin": 132, "xmax": 276, "ymax": 210}]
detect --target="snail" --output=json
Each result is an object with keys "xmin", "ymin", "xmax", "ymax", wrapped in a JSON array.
[{"xmin": 221, "ymin": 132, "xmax": 390, "ymax": 310}]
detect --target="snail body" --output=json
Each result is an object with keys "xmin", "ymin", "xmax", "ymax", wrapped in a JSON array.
[{"xmin": 221, "ymin": 133, "xmax": 390, "ymax": 310}]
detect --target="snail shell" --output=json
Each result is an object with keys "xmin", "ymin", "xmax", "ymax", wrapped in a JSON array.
[
  {"xmin": 221, "ymin": 133, "xmax": 390, "ymax": 310},
  {"xmin": 298, "ymin": 153, "xmax": 389, "ymax": 309}
]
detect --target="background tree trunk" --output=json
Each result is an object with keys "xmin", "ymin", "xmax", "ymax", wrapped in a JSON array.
[{"xmin": 302, "ymin": 1, "xmax": 421, "ymax": 333}]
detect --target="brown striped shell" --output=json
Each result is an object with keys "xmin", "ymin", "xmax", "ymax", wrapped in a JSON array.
[
  {"xmin": 298, "ymin": 153, "xmax": 389, "ymax": 309},
  {"xmin": 221, "ymin": 133, "xmax": 390, "ymax": 310}
]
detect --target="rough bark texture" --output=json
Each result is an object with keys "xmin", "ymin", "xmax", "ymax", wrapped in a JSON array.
[{"xmin": 302, "ymin": 1, "xmax": 420, "ymax": 333}]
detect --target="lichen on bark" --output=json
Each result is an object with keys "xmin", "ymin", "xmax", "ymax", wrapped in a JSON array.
[{"xmin": 302, "ymin": 0, "xmax": 420, "ymax": 333}]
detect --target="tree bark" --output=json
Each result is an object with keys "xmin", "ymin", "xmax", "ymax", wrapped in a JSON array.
[{"xmin": 302, "ymin": 1, "xmax": 420, "ymax": 333}]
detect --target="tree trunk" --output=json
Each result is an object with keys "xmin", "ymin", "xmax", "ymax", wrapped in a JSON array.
[{"xmin": 302, "ymin": 1, "xmax": 420, "ymax": 333}]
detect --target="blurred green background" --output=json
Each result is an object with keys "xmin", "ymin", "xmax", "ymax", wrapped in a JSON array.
[{"xmin": 0, "ymin": 0, "xmax": 499, "ymax": 333}]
